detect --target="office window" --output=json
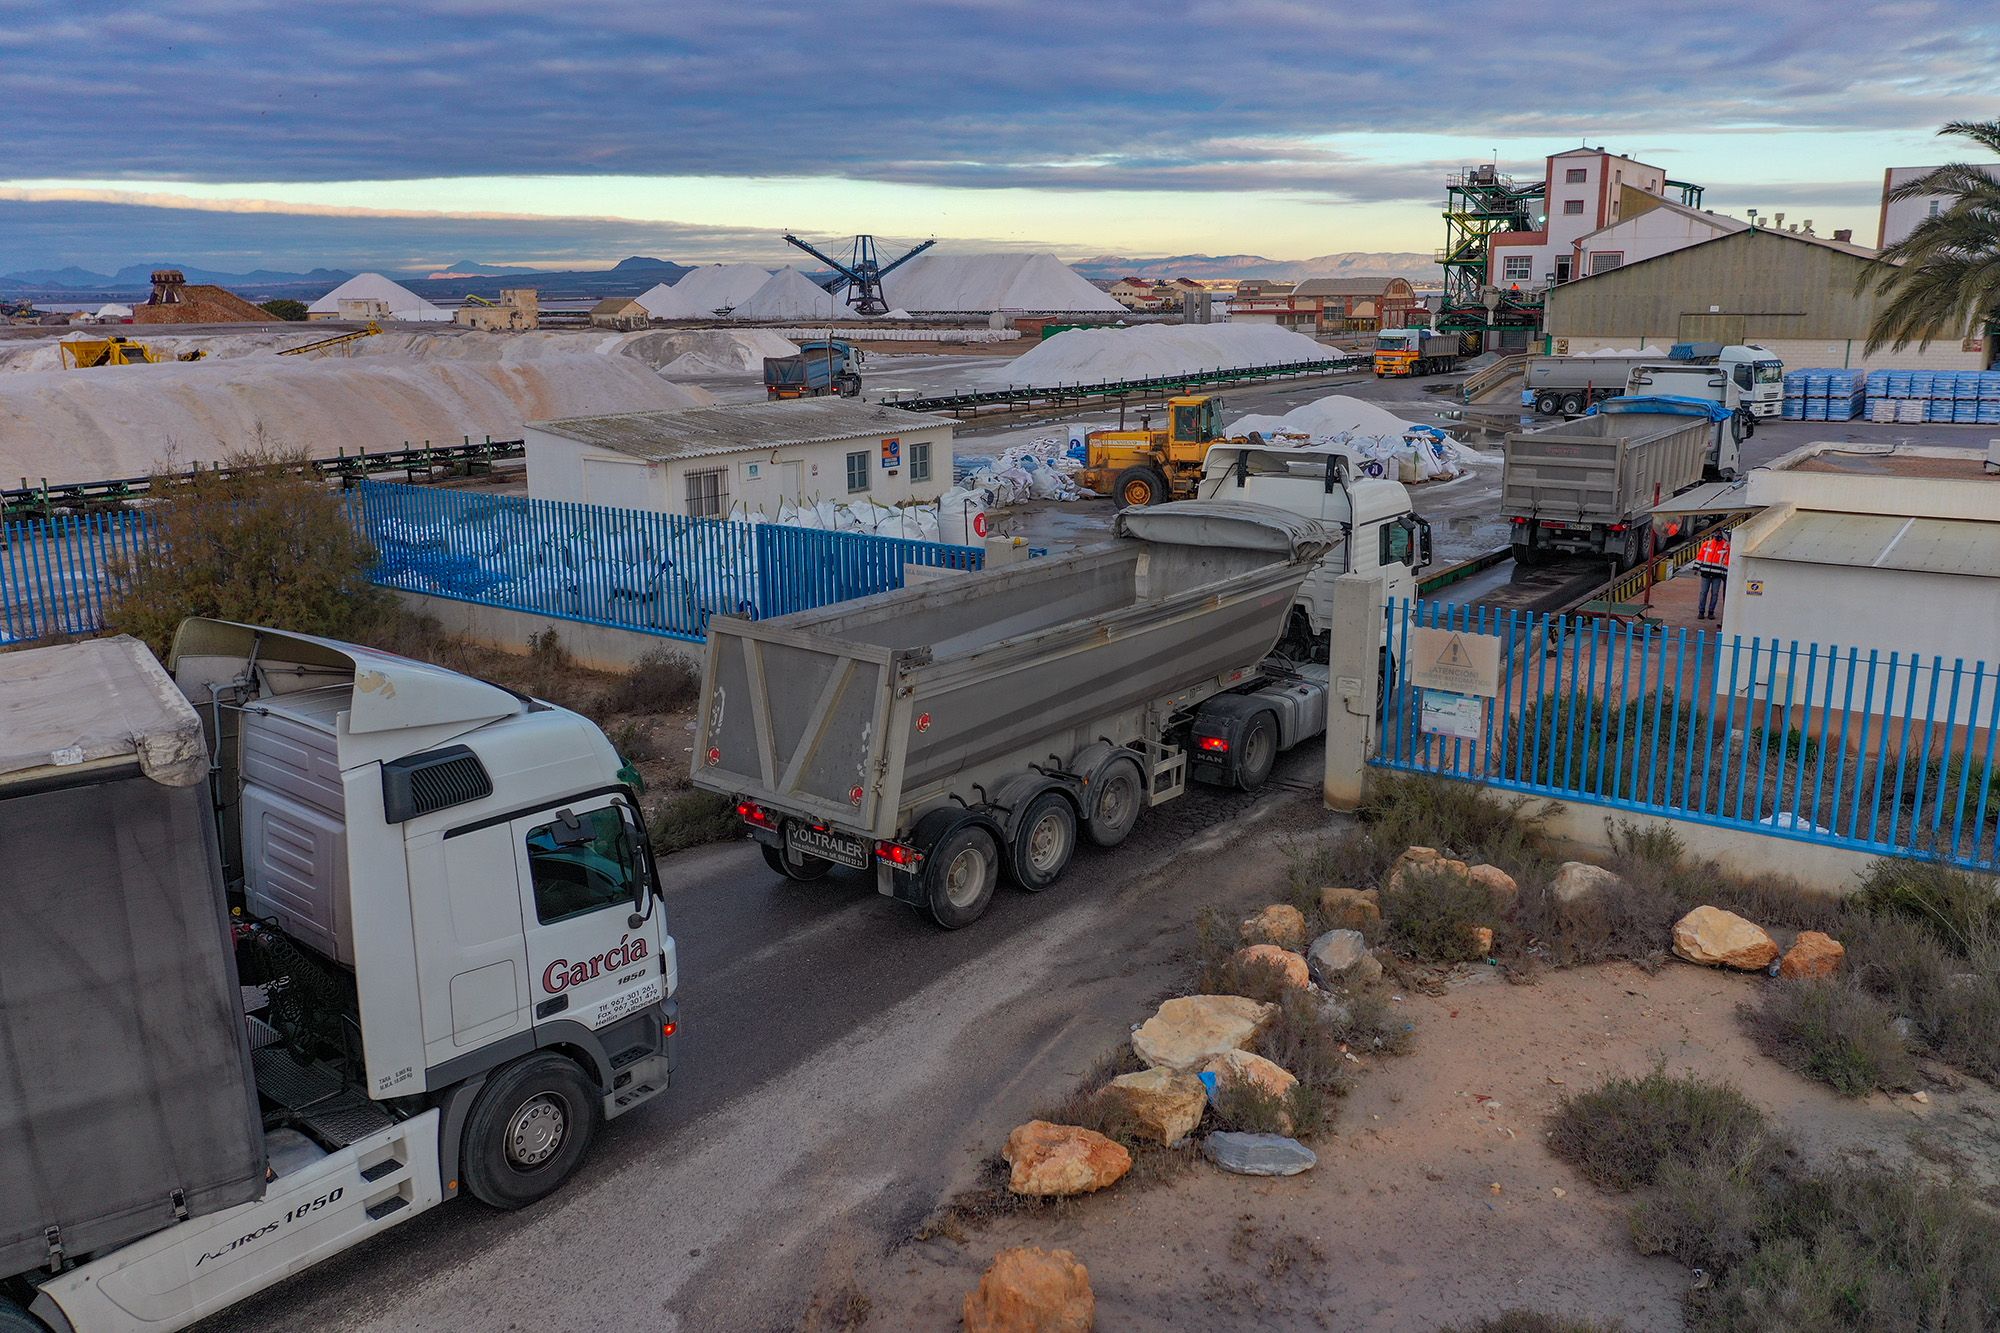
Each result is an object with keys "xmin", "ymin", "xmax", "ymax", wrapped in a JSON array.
[
  {"xmin": 1501, "ymin": 255, "xmax": 1532, "ymax": 282},
  {"xmin": 845, "ymin": 450, "xmax": 869, "ymax": 493},
  {"xmin": 1563, "ymin": 199, "xmax": 1586, "ymax": 215},
  {"xmin": 1564, "ymin": 167, "xmax": 1588, "ymax": 183},
  {"xmin": 684, "ymin": 467, "xmax": 727, "ymax": 519},
  {"xmin": 910, "ymin": 441, "xmax": 932, "ymax": 483}
]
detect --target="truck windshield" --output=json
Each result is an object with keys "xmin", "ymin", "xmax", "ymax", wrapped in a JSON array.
[
  {"xmin": 526, "ymin": 806, "xmax": 638, "ymax": 924},
  {"xmin": 1756, "ymin": 362, "xmax": 1783, "ymax": 384},
  {"xmin": 1376, "ymin": 335, "xmax": 1403, "ymax": 352}
]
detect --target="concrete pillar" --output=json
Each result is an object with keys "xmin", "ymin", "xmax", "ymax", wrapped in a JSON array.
[{"xmin": 1323, "ymin": 572, "xmax": 1386, "ymax": 812}]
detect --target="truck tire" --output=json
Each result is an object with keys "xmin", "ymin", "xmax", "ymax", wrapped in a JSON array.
[
  {"xmin": 461, "ymin": 1052, "xmax": 601, "ymax": 1210},
  {"xmin": 1534, "ymin": 391, "xmax": 1561, "ymax": 415},
  {"xmin": 1010, "ymin": 791, "xmax": 1077, "ymax": 891},
  {"xmin": 921, "ymin": 823, "xmax": 1000, "ymax": 928},
  {"xmin": 1235, "ymin": 713, "xmax": 1278, "ymax": 791},
  {"xmin": 762, "ymin": 842, "xmax": 833, "ymax": 881},
  {"xmin": 0, "ymin": 1300, "xmax": 51, "ymax": 1333},
  {"xmin": 1084, "ymin": 758, "xmax": 1144, "ymax": 848},
  {"xmin": 1113, "ymin": 465, "xmax": 1169, "ymax": 508},
  {"xmin": 1560, "ymin": 392, "xmax": 1584, "ymax": 415}
]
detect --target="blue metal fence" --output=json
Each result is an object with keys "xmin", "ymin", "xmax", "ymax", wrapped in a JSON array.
[
  {"xmin": 1, "ymin": 511, "xmax": 153, "ymax": 644},
  {"xmin": 1374, "ymin": 598, "xmax": 2000, "ymax": 873},
  {"xmin": 349, "ymin": 480, "xmax": 984, "ymax": 642}
]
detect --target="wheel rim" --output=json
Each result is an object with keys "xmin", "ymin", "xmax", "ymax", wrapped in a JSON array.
[
  {"xmin": 1122, "ymin": 478, "xmax": 1152, "ymax": 505},
  {"xmin": 1098, "ymin": 774, "xmax": 1134, "ymax": 829},
  {"xmin": 1027, "ymin": 810, "xmax": 1070, "ymax": 874},
  {"xmin": 506, "ymin": 1093, "xmax": 568, "ymax": 1169},
  {"xmin": 1244, "ymin": 725, "xmax": 1274, "ymax": 777},
  {"xmin": 944, "ymin": 843, "xmax": 989, "ymax": 908}
]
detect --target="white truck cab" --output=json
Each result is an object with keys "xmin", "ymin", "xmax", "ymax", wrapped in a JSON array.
[
  {"xmin": 3, "ymin": 623, "xmax": 677, "ymax": 1333},
  {"xmin": 1628, "ymin": 345, "xmax": 1783, "ymax": 418},
  {"xmin": 1196, "ymin": 438, "xmax": 1431, "ymax": 659}
]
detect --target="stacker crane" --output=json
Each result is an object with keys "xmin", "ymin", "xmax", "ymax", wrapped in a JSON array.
[{"xmin": 781, "ymin": 233, "xmax": 935, "ymax": 316}]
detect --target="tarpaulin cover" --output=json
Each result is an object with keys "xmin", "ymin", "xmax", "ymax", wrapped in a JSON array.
[
  {"xmin": 1589, "ymin": 394, "xmax": 1732, "ymax": 422},
  {"xmin": 0, "ymin": 636, "xmax": 206, "ymax": 787},
  {"xmin": 0, "ymin": 776, "xmax": 264, "ymax": 1276}
]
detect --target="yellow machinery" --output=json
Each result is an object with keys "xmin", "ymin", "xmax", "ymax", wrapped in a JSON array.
[
  {"xmin": 1075, "ymin": 394, "xmax": 1228, "ymax": 506},
  {"xmin": 276, "ymin": 321, "xmax": 382, "ymax": 357},
  {"xmin": 463, "ymin": 293, "xmax": 496, "ymax": 306},
  {"xmin": 59, "ymin": 336, "xmax": 205, "ymax": 369}
]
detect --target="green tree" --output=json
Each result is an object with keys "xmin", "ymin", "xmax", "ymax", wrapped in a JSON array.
[
  {"xmin": 259, "ymin": 298, "xmax": 309, "ymax": 321},
  {"xmin": 1865, "ymin": 120, "xmax": 2000, "ymax": 353},
  {"xmin": 104, "ymin": 448, "xmax": 383, "ymax": 656}
]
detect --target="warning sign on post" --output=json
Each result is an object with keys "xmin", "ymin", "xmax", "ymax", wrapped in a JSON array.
[{"xmin": 1410, "ymin": 627, "xmax": 1502, "ymax": 697}]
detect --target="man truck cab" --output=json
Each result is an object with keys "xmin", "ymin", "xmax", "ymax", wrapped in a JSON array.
[
  {"xmin": 1197, "ymin": 437, "xmax": 1431, "ymax": 661},
  {"xmin": 1627, "ymin": 345, "xmax": 1782, "ymax": 418}
]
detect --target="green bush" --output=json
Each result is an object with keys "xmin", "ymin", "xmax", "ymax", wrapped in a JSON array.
[
  {"xmin": 1546, "ymin": 1066, "xmax": 1769, "ymax": 1193},
  {"xmin": 1741, "ymin": 978, "xmax": 1914, "ymax": 1097},
  {"xmin": 1382, "ymin": 865, "xmax": 1493, "ymax": 963},
  {"xmin": 258, "ymin": 298, "xmax": 308, "ymax": 321},
  {"xmin": 602, "ymin": 647, "xmax": 702, "ymax": 716},
  {"xmin": 105, "ymin": 449, "xmax": 384, "ymax": 656},
  {"xmin": 1359, "ymin": 771, "xmax": 1556, "ymax": 872}
]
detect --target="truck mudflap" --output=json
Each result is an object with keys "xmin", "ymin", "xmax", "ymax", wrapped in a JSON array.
[
  {"xmin": 694, "ymin": 617, "xmax": 909, "ymax": 839},
  {"xmin": 34, "ymin": 1112, "xmax": 444, "ymax": 1333}
]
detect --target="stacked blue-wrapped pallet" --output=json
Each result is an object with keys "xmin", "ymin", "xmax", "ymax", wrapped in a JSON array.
[
  {"xmin": 1785, "ymin": 368, "xmax": 1866, "ymax": 421},
  {"xmin": 1863, "ymin": 367, "xmax": 2000, "ymax": 423}
]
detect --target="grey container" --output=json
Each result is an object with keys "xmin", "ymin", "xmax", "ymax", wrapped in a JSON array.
[
  {"xmin": 0, "ymin": 638, "xmax": 265, "ymax": 1279},
  {"xmin": 691, "ymin": 502, "xmax": 1331, "ymax": 840},
  {"xmin": 1501, "ymin": 411, "xmax": 1714, "ymax": 528}
]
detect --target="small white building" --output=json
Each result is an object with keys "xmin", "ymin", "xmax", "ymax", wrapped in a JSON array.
[
  {"xmin": 1726, "ymin": 443, "xmax": 2000, "ymax": 723},
  {"xmin": 525, "ymin": 399, "xmax": 956, "ymax": 519}
]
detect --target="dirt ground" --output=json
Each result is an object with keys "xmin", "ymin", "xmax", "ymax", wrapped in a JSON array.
[{"xmin": 842, "ymin": 880, "xmax": 2000, "ymax": 1331}]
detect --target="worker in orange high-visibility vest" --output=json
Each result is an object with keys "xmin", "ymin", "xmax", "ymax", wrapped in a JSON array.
[{"xmin": 1693, "ymin": 530, "xmax": 1732, "ymax": 621}]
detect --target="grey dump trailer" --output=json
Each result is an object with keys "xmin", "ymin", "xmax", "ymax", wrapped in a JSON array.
[
  {"xmin": 690, "ymin": 502, "xmax": 1340, "ymax": 928},
  {"xmin": 1521, "ymin": 354, "xmax": 1656, "ymax": 415},
  {"xmin": 1502, "ymin": 407, "xmax": 1720, "ymax": 567}
]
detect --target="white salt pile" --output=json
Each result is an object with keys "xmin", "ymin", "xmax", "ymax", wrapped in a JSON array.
[
  {"xmin": 640, "ymin": 328, "xmax": 800, "ymax": 377},
  {"xmin": 0, "ymin": 354, "xmax": 711, "ymax": 486},
  {"xmin": 730, "ymin": 269, "xmax": 838, "ymax": 322},
  {"xmin": 635, "ymin": 264, "xmax": 774, "ymax": 319},
  {"xmin": 877, "ymin": 253, "xmax": 1123, "ymax": 316},
  {"xmin": 1225, "ymin": 393, "xmax": 1494, "ymax": 484},
  {"xmin": 977, "ymin": 323, "xmax": 1338, "ymax": 385},
  {"xmin": 306, "ymin": 273, "xmax": 451, "ymax": 321}
]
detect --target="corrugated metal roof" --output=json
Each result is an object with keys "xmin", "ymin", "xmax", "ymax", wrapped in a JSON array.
[
  {"xmin": 528, "ymin": 399, "xmax": 953, "ymax": 461},
  {"xmin": 1753, "ymin": 511, "xmax": 2000, "ymax": 578}
]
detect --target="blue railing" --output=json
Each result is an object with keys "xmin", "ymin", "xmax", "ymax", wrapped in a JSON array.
[
  {"xmin": 1374, "ymin": 599, "xmax": 2000, "ymax": 873},
  {"xmin": 349, "ymin": 481, "xmax": 984, "ymax": 642},
  {"xmin": 1, "ymin": 511, "xmax": 153, "ymax": 644}
]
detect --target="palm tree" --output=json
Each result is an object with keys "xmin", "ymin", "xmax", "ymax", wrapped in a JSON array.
[{"xmin": 1864, "ymin": 120, "xmax": 2000, "ymax": 353}]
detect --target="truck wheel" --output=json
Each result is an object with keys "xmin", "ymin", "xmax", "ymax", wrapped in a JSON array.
[
  {"xmin": 1113, "ymin": 465, "xmax": 1169, "ymax": 507},
  {"xmin": 1084, "ymin": 758, "xmax": 1144, "ymax": 848},
  {"xmin": 461, "ymin": 1053, "xmax": 601, "ymax": 1210},
  {"xmin": 1560, "ymin": 393, "xmax": 1584, "ymax": 415},
  {"xmin": 762, "ymin": 842, "xmax": 833, "ymax": 881},
  {"xmin": 1235, "ymin": 713, "xmax": 1278, "ymax": 791},
  {"xmin": 0, "ymin": 1300, "xmax": 51, "ymax": 1333},
  {"xmin": 1534, "ymin": 392, "xmax": 1560, "ymax": 415},
  {"xmin": 1010, "ymin": 792, "xmax": 1077, "ymax": 891},
  {"xmin": 921, "ymin": 824, "xmax": 1000, "ymax": 928}
]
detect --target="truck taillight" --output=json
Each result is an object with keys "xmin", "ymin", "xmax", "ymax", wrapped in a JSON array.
[
  {"xmin": 1510, "ymin": 516, "xmax": 1527, "ymax": 525},
  {"xmin": 736, "ymin": 799, "xmax": 773, "ymax": 828},
  {"xmin": 875, "ymin": 840, "xmax": 924, "ymax": 872},
  {"xmin": 662, "ymin": 1020, "xmax": 678, "ymax": 1037},
  {"xmin": 1197, "ymin": 735, "xmax": 1230, "ymax": 753}
]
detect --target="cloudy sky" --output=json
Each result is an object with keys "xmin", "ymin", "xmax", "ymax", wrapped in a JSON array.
[{"xmin": 3, "ymin": 1, "xmax": 1995, "ymax": 273}]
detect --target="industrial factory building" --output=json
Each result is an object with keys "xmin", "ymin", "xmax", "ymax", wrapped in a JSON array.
[
  {"xmin": 525, "ymin": 399, "xmax": 955, "ymax": 519},
  {"xmin": 1543, "ymin": 224, "xmax": 1991, "ymax": 372}
]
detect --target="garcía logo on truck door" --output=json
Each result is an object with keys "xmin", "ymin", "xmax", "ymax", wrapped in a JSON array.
[{"xmin": 542, "ymin": 934, "xmax": 650, "ymax": 993}]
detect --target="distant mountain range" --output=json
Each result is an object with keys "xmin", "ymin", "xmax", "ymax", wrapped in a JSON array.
[
  {"xmin": 0, "ymin": 255, "xmax": 694, "ymax": 300},
  {"xmin": 1070, "ymin": 252, "xmax": 1441, "ymax": 283}
]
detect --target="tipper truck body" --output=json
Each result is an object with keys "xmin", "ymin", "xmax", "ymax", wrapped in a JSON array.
[
  {"xmin": 1502, "ymin": 404, "xmax": 1727, "ymax": 567},
  {"xmin": 1373, "ymin": 329, "xmax": 1461, "ymax": 378},
  {"xmin": 2, "ymin": 625, "xmax": 676, "ymax": 1333},
  {"xmin": 691, "ymin": 502, "xmax": 1345, "ymax": 926}
]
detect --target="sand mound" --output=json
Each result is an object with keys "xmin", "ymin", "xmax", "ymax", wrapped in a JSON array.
[
  {"xmin": 977, "ymin": 323, "xmax": 1335, "ymax": 385},
  {"xmin": 0, "ymin": 354, "xmax": 711, "ymax": 486}
]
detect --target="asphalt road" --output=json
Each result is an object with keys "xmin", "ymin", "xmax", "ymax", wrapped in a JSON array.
[{"xmin": 205, "ymin": 754, "xmax": 1323, "ymax": 1333}]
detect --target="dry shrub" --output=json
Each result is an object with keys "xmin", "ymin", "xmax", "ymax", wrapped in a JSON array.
[
  {"xmin": 650, "ymin": 785, "xmax": 738, "ymax": 855},
  {"xmin": 1740, "ymin": 978, "xmax": 1915, "ymax": 1097},
  {"xmin": 1629, "ymin": 1152, "xmax": 1767, "ymax": 1271},
  {"xmin": 1546, "ymin": 1066, "xmax": 1770, "ymax": 1193},
  {"xmin": 1441, "ymin": 1315, "xmax": 1626, "ymax": 1333},
  {"xmin": 104, "ymin": 449, "xmax": 384, "ymax": 655},
  {"xmin": 602, "ymin": 647, "xmax": 701, "ymax": 716},
  {"xmin": 1358, "ymin": 771, "xmax": 1558, "ymax": 874},
  {"xmin": 356, "ymin": 608, "xmax": 487, "ymax": 676},
  {"xmin": 1381, "ymin": 865, "xmax": 1493, "ymax": 964}
]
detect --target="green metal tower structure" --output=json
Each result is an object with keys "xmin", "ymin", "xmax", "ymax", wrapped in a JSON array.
[{"xmin": 1436, "ymin": 165, "xmax": 1546, "ymax": 350}]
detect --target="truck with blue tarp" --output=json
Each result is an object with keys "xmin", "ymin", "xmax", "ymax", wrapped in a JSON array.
[{"xmin": 763, "ymin": 339, "xmax": 862, "ymax": 399}]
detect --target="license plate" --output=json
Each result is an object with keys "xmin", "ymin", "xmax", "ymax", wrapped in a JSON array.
[{"xmin": 787, "ymin": 822, "xmax": 868, "ymax": 869}]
